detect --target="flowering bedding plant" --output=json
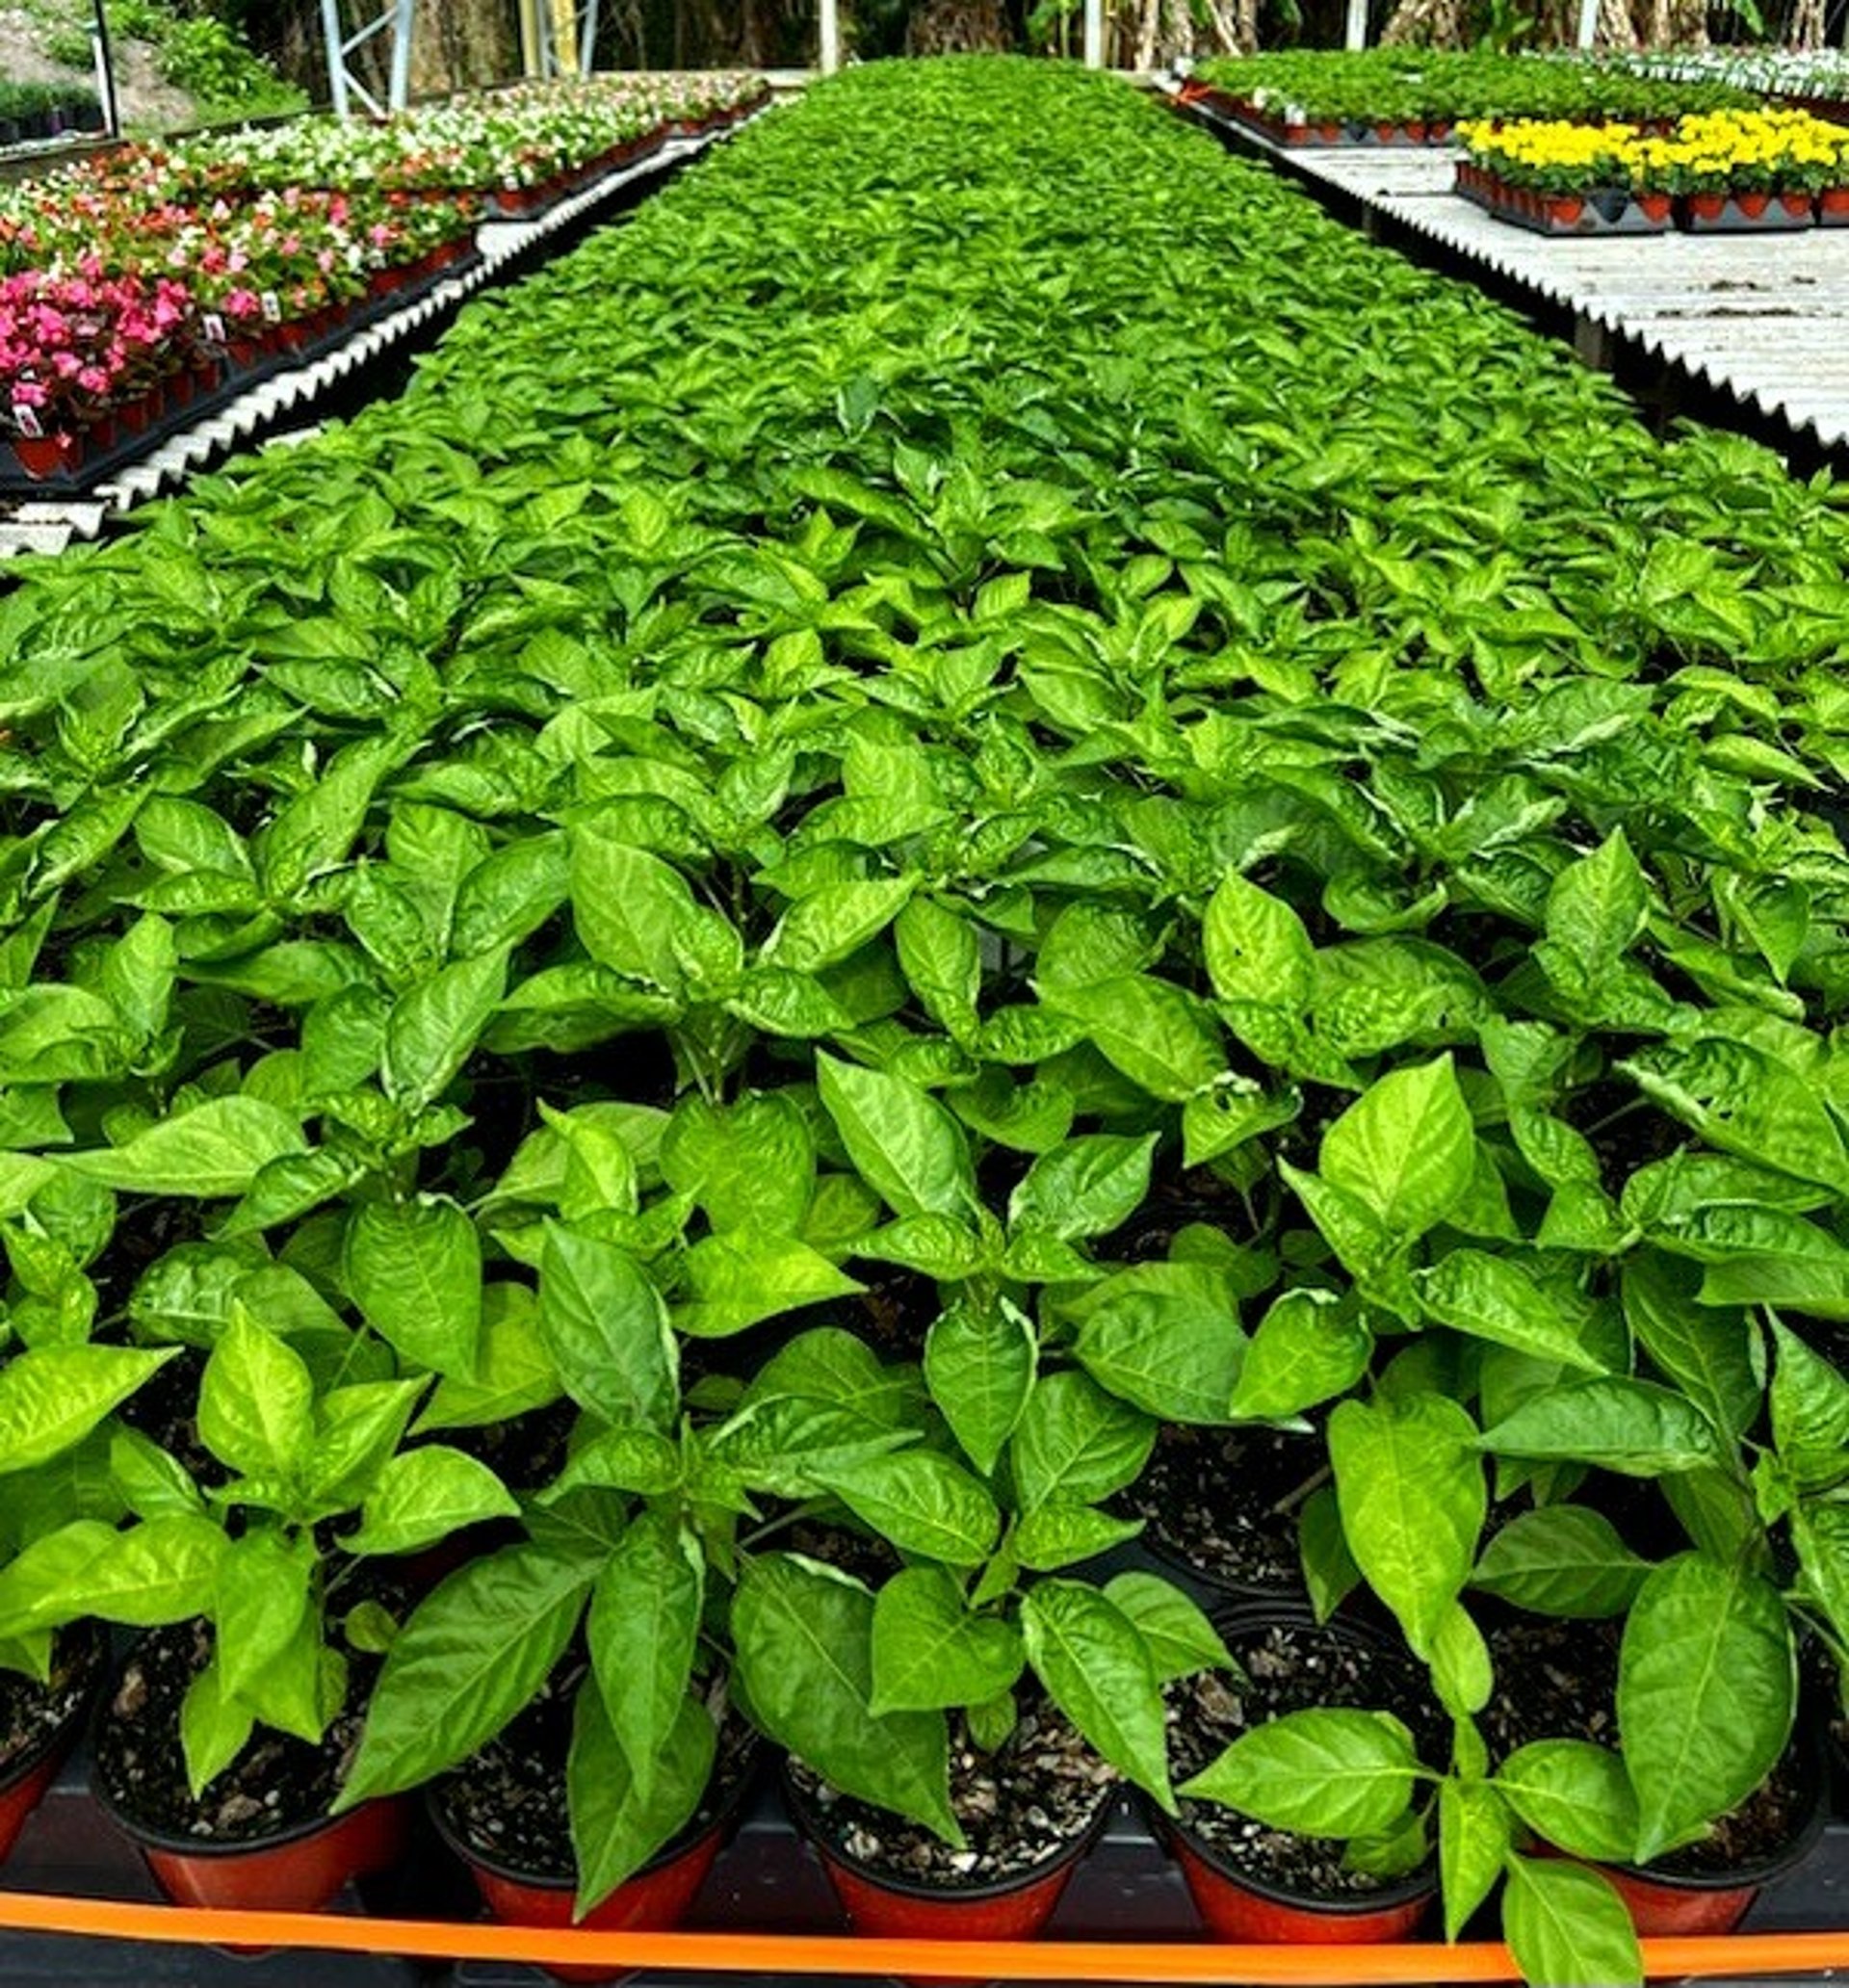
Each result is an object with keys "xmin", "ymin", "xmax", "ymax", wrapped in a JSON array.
[
  {"xmin": 0, "ymin": 72, "xmax": 763, "ymax": 448},
  {"xmin": 1457, "ymin": 106, "xmax": 1849, "ymax": 196}
]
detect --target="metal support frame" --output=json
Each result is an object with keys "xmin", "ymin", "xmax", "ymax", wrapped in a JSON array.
[
  {"xmin": 321, "ymin": 0, "xmax": 414, "ymax": 117},
  {"xmin": 1343, "ymin": 0, "xmax": 1368, "ymax": 50},
  {"xmin": 532, "ymin": 0, "xmax": 604, "ymax": 78},
  {"xmin": 91, "ymin": 0, "xmax": 120, "ymax": 138},
  {"xmin": 1083, "ymin": 0, "xmax": 1103, "ymax": 66},
  {"xmin": 820, "ymin": 0, "xmax": 841, "ymax": 73},
  {"xmin": 1575, "ymin": 0, "xmax": 1598, "ymax": 48}
]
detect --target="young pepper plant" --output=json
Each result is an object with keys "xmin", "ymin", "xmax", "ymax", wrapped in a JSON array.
[{"xmin": 731, "ymin": 1289, "xmax": 1233, "ymax": 1844}]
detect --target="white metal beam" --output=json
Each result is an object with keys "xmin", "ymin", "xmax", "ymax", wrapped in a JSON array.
[
  {"xmin": 321, "ymin": 0, "xmax": 414, "ymax": 116},
  {"xmin": 820, "ymin": 0, "xmax": 841, "ymax": 73},
  {"xmin": 1083, "ymin": 0, "xmax": 1103, "ymax": 66},
  {"xmin": 1343, "ymin": 0, "xmax": 1368, "ymax": 49},
  {"xmin": 1575, "ymin": 0, "xmax": 1598, "ymax": 47}
]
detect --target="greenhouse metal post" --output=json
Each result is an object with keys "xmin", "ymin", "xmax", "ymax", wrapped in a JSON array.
[
  {"xmin": 1083, "ymin": 0, "xmax": 1102, "ymax": 67},
  {"xmin": 820, "ymin": 0, "xmax": 841, "ymax": 74}
]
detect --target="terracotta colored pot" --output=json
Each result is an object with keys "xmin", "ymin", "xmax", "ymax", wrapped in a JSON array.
[
  {"xmin": 1160, "ymin": 1600, "xmax": 1437, "ymax": 1946},
  {"xmin": 1165, "ymin": 1826, "xmax": 1434, "ymax": 1943},
  {"xmin": 1735, "ymin": 191, "xmax": 1771, "ymax": 219},
  {"xmin": 1638, "ymin": 192, "xmax": 1673, "ymax": 223},
  {"xmin": 0, "ymin": 1628, "xmax": 103, "ymax": 1864},
  {"xmin": 1585, "ymin": 1721, "xmax": 1829, "ymax": 1938},
  {"xmin": 785, "ymin": 1758, "xmax": 1111, "ymax": 1979},
  {"xmin": 98, "ymin": 1771, "xmax": 408, "ymax": 1916},
  {"xmin": 1779, "ymin": 190, "xmax": 1813, "ymax": 220},
  {"xmin": 1547, "ymin": 196, "xmax": 1585, "ymax": 226},
  {"xmin": 1689, "ymin": 191, "xmax": 1727, "ymax": 221},
  {"xmin": 431, "ymin": 1746, "xmax": 758, "ymax": 1987},
  {"xmin": 9, "ymin": 432, "xmax": 82, "ymax": 481},
  {"xmin": 1820, "ymin": 186, "xmax": 1849, "ymax": 219}
]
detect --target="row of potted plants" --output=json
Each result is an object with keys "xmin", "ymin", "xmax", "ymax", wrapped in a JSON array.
[
  {"xmin": 0, "ymin": 74, "xmax": 768, "ymax": 483},
  {"xmin": 0, "ymin": 81, "xmax": 105, "ymax": 153},
  {"xmin": 0, "ymin": 52, "xmax": 1846, "ymax": 1988},
  {"xmin": 1455, "ymin": 106, "xmax": 1849, "ymax": 235},
  {"xmin": 1182, "ymin": 48, "xmax": 1753, "ymax": 147}
]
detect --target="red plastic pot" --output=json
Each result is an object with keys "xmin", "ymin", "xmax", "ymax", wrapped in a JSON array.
[
  {"xmin": 98, "ymin": 1780, "xmax": 408, "ymax": 1914},
  {"xmin": 1159, "ymin": 1600, "xmax": 1437, "ymax": 1946},
  {"xmin": 430, "ymin": 1751, "xmax": 757, "ymax": 1987},
  {"xmin": 1164, "ymin": 1826, "xmax": 1433, "ymax": 1942},
  {"xmin": 8, "ymin": 432, "xmax": 83, "ymax": 481},
  {"xmin": 0, "ymin": 1627, "xmax": 104, "ymax": 1865},
  {"xmin": 784, "ymin": 1759, "xmax": 1112, "ymax": 1978},
  {"xmin": 1577, "ymin": 1720, "xmax": 1829, "ymax": 1938},
  {"xmin": 1735, "ymin": 191, "xmax": 1771, "ymax": 220},
  {"xmin": 1779, "ymin": 191, "xmax": 1814, "ymax": 222},
  {"xmin": 1639, "ymin": 193, "xmax": 1673, "ymax": 224},
  {"xmin": 1689, "ymin": 191, "xmax": 1728, "ymax": 221},
  {"xmin": 1820, "ymin": 185, "xmax": 1849, "ymax": 221}
]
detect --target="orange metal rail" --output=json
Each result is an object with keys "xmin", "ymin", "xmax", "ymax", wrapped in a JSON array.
[{"xmin": 0, "ymin": 1891, "xmax": 1844, "ymax": 1981}]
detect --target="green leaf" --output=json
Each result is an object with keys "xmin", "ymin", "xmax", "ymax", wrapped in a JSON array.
[
  {"xmin": 1319, "ymin": 1056, "xmax": 1474, "ymax": 1240},
  {"xmin": 1501, "ymin": 1854, "xmax": 1641, "ymax": 1988},
  {"xmin": 812, "ymin": 1450, "xmax": 1000, "ymax": 1566},
  {"xmin": 568, "ymin": 827, "xmax": 695, "ymax": 997},
  {"xmin": 816, "ymin": 1053, "xmax": 975, "ymax": 1221},
  {"xmin": 198, "ymin": 1311, "xmax": 313, "ymax": 1482},
  {"xmin": 1542, "ymin": 829, "xmax": 1648, "ymax": 996},
  {"xmin": 1204, "ymin": 873, "xmax": 1315, "ymax": 1012},
  {"xmin": 587, "ymin": 1507, "xmax": 703, "ymax": 1801},
  {"xmin": 766, "ymin": 877, "xmax": 916, "ymax": 973},
  {"xmin": 1021, "ymin": 1579, "xmax": 1172, "ymax": 1811},
  {"xmin": 895, "ymin": 898, "xmax": 981, "ymax": 1038},
  {"xmin": 1043, "ymin": 975, "xmax": 1224, "ymax": 1103},
  {"xmin": 1496, "ymin": 1741, "xmax": 1638, "ymax": 1864},
  {"xmin": 1620, "ymin": 1253, "xmax": 1760, "ymax": 1445},
  {"xmin": 1416, "ymin": 1250, "xmax": 1607, "ymax": 1374},
  {"xmin": 181, "ymin": 1660, "xmax": 255, "ymax": 1799},
  {"xmin": 1227, "ymin": 1288, "xmax": 1371, "ymax": 1421},
  {"xmin": 1479, "ymin": 1379, "xmax": 1725, "ymax": 1478},
  {"xmin": 216, "ymin": 1526, "xmax": 314, "ymax": 1703},
  {"xmin": 569, "ymin": 1687, "xmax": 714, "ymax": 1916},
  {"xmin": 732, "ymin": 1554, "xmax": 958, "ymax": 1844},
  {"xmin": 661, "ymin": 1094, "xmax": 813, "ymax": 1237},
  {"xmin": 0, "ymin": 1345, "xmax": 174, "ymax": 1477},
  {"xmin": 347, "ymin": 1447, "xmax": 517, "ymax": 1556},
  {"xmin": 1299, "ymin": 1483, "xmax": 1361, "ymax": 1624},
  {"xmin": 62, "ymin": 1097, "xmax": 306, "ymax": 1198},
  {"xmin": 1008, "ymin": 1135, "xmax": 1156, "ymax": 1242},
  {"xmin": 1440, "ymin": 1777, "xmax": 1510, "ymax": 1942},
  {"xmin": 924, "ymin": 1295, "xmax": 1035, "ymax": 1477},
  {"xmin": 381, "ymin": 951, "xmax": 508, "ymax": 1112},
  {"xmin": 1618, "ymin": 1553, "xmax": 1794, "ymax": 1863},
  {"xmin": 63, "ymin": 1513, "xmax": 227, "ymax": 1628},
  {"xmin": 539, "ymin": 1223, "xmax": 677, "ymax": 1429},
  {"xmin": 1180, "ymin": 1708, "xmax": 1420, "ymax": 1839},
  {"xmin": 1013, "ymin": 1502, "xmax": 1142, "ymax": 1570},
  {"xmin": 1070, "ymin": 1263, "xmax": 1245, "ymax": 1424},
  {"xmin": 1471, "ymin": 1507, "xmax": 1650, "ymax": 1619},
  {"xmin": 414, "ymin": 1285, "xmax": 561, "ymax": 1433},
  {"xmin": 338, "ymin": 1540, "xmax": 601, "ymax": 1807},
  {"xmin": 676, "ymin": 1230, "xmax": 862, "ymax": 1338},
  {"xmin": 1329, "ymin": 1394, "xmax": 1484, "ymax": 1661},
  {"xmin": 1767, "ymin": 1316, "xmax": 1849, "ymax": 1491},
  {"xmin": 1010, "ymin": 1371, "xmax": 1155, "ymax": 1511},
  {"xmin": 346, "ymin": 1197, "xmax": 483, "ymax": 1382},
  {"xmin": 870, "ymin": 1564, "xmax": 1025, "ymax": 1713},
  {"xmin": 1104, "ymin": 1572, "xmax": 1233, "ymax": 1682}
]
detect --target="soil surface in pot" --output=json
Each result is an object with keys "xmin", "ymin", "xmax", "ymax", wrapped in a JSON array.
[
  {"xmin": 1482, "ymin": 1616, "xmax": 1619, "ymax": 1759},
  {"xmin": 0, "ymin": 1625, "xmax": 100, "ymax": 1777},
  {"xmin": 790, "ymin": 1704, "xmax": 1117, "ymax": 1888},
  {"xmin": 1484, "ymin": 1614, "xmax": 1810, "ymax": 1874},
  {"xmin": 1117, "ymin": 1422, "xmax": 1322, "ymax": 1591},
  {"xmin": 438, "ymin": 1668, "xmax": 752, "ymax": 1880},
  {"xmin": 1167, "ymin": 1619, "xmax": 1442, "ymax": 1899},
  {"xmin": 96, "ymin": 1614, "xmax": 381, "ymax": 1843}
]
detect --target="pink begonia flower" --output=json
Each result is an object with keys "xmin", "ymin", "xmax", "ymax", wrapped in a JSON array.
[{"xmin": 76, "ymin": 366, "xmax": 110, "ymax": 394}]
